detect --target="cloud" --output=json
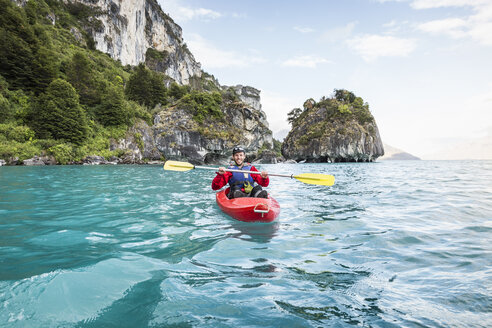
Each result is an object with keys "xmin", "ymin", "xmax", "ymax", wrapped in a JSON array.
[
  {"xmin": 159, "ymin": 0, "xmax": 222, "ymax": 22},
  {"xmin": 412, "ymin": 0, "xmax": 492, "ymax": 46},
  {"xmin": 281, "ymin": 55, "xmax": 332, "ymax": 68},
  {"xmin": 417, "ymin": 18, "xmax": 468, "ymax": 38},
  {"xmin": 378, "ymin": 0, "xmax": 492, "ymax": 46},
  {"xmin": 319, "ymin": 22, "xmax": 357, "ymax": 43},
  {"xmin": 347, "ymin": 35, "xmax": 417, "ymax": 61},
  {"xmin": 186, "ymin": 34, "xmax": 266, "ymax": 69},
  {"xmin": 469, "ymin": 21, "xmax": 492, "ymax": 45},
  {"xmin": 294, "ymin": 26, "xmax": 315, "ymax": 33},
  {"xmin": 410, "ymin": 0, "xmax": 488, "ymax": 9},
  {"xmin": 382, "ymin": 20, "xmax": 410, "ymax": 35}
]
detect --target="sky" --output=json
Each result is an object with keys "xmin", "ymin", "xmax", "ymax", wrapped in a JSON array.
[{"xmin": 157, "ymin": 0, "xmax": 492, "ymax": 160}]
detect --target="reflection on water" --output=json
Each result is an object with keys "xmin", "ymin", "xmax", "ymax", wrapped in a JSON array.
[{"xmin": 229, "ymin": 221, "xmax": 279, "ymax": 243}]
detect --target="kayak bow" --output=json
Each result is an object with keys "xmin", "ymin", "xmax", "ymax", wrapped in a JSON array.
[{"xmin": 216, "ymin": 188, "xmax": 280, "ymax": 222}]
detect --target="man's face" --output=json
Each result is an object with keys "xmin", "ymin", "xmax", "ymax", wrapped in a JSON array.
[{"xmin": 233, "ymin": 152, "xmax": 245, "ymax": 165}]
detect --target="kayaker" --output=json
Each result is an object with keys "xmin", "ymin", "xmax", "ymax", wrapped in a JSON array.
[{"xmin": 212, "ymin": 146, "xmax": 269, "ymax": 199}]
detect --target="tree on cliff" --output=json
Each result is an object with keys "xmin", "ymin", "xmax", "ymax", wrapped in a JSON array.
[
  {"xmin": 30, "ymin": 79, "xmax": 88, "ymax": 144},
  {"xmin": 66, "ymin": 52, "xmax": 101, "ymax": 106},
  {"xmin": 287, "ymin": 107, "xmax": 302, "ymax": 125},
  {"xmin": 334, "ymin": 89, "xmax": 356, "ymax": 103},
  {"xmin": 125, "ymin": 63, "xmax": 167, "ymax": 109},
  {"xmin": 96, "ymin": 85, "xmax": 129, "ymax": 127},
  {"xmin": 0, "ymin": 0, "xmax": 56, "ymax": 93}
]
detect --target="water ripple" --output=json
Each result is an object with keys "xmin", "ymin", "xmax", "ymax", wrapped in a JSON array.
[{"xmin": 1, "ymin": 161, "xmax": 491, "ymax": 327}]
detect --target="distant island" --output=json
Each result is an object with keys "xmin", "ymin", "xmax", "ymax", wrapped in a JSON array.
[{"xmin": 378, "ymin": 144, "xmax": 420, "ymax": 161}]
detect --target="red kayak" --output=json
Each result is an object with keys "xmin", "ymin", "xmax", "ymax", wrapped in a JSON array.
[{"xmin": 216, "ymin": 188, "xmax": 280, "ymax": 222}]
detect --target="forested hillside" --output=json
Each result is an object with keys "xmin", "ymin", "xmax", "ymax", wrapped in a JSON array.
[{"xmin": 0, "ymin": 0, "xmax": 224, "ymax": 164}]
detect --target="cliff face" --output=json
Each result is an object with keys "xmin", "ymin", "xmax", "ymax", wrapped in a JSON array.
[
  {"xmin": 153, "ymin": 101, "xmax": 272, "ymax": 163},
  {"xmin": 71, "ymin": 0, "xmax": 274, "ymax": 163},
  {"xmin": 111, "ymin": 86, "xmax": 273, "ymax": 164},
  {"xmin": 282, "ymin": 91, "xmax": 384, "ymax": 162},
  {"xmin": 75, "ymin": 0, "xmax": 201, "ymax": 85}
]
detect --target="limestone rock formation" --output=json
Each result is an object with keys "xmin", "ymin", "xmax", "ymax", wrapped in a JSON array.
[
  {"xmin": 231, "ymin": 85, "xmax": 262, "ymax": 111},
  {"xmin": 152, "ymin": 86, "xmax": 273, "ymax": 164},
  {"xmin": 69, "ymin": 0, "xmax": 274, "ymax": 164},
  {"xmin": 282, "ymin": 90, "xmax": 384, "ymax": 162},
  {"xmin": 74, "ymin": 0, "xmax": 201, "ymax": 85},
  {"xmin": 107, "ymin": 85, "xmax": 273, "ymax": 164}
]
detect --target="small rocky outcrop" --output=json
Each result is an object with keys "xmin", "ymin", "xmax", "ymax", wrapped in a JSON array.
[
  {"xmin": 230, "ymin": 85, "xmax": 262, "ymax": 111},
  {"xmin": 110, "ymin": 120, "xmax": 162, "ymax": 164},
  {"xmin": 252, "ymin": 150, "xmax": 283, "ymax": 164},
  {"xmin": 22, "ymin": 156, "xmax": 57, "ymax": 166},
  {"xmin": 282, "ymin": 90, "xmax": 384, "ymax": 162}
]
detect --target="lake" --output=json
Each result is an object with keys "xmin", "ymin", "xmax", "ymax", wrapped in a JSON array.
[{"xmin": 0, "ymin": 161, "xmax": 491, "ymax": 327}]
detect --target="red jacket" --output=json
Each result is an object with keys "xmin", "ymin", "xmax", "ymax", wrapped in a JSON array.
[{"xmin": 212, "ymin": 165, "xmax": 269, "ymax": 190}]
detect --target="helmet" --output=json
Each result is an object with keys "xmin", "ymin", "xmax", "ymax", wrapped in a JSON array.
[{"xmin": 232, "ymin": 146, "xmax": 245, "ymax": 155}]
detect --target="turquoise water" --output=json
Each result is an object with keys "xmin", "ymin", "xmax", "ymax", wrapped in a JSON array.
[{"xmin": 0, "ymin": 161, "xmax": 491, "ymax": 327}]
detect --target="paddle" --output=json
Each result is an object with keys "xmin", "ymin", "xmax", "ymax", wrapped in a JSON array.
[{"xmin": 164, "ymin": 160, "xmax": 335, "ymax": 186}]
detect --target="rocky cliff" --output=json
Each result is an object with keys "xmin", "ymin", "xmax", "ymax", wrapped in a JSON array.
[
  {"xmin": 154, "ymin": 93, "xmax": 272, "ymax": 163},
  {"xmin": 2, "ymin": 0, "xmax": 274, "ymax": 166},
  {"xmin": 110, "ymin": 85, "xmax": 273, "ymax": 164},
  {"xmin": 74, "ymin": 0, "xmax": 201, "ymax": 85},
  {"xmin": 282, "ymin": 90, "xmax": 384, "ymax": 162},
  {"xmin": 72, "ymin": 0, "xmax": 273, "ymax": 163}
]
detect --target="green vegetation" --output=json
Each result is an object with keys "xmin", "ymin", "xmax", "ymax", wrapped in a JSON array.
[
  {"xmin": 288, "ymin": 89, "xmax": 374, "ymax": 127},
  {"xmin": 0, "ymin": 0, "xmax": 57, "ymax": 93},
  {"xmin": 178, "ymin": 91, "xmax": 223, "ymax": 124},
  {"xmin": 0, "ymin": 0, "xmax": 236, "ymax": 164},
  {"xmin": 287, "ymin": 108, "xmax": 302, "ymax": 125},
  {"xmin": 168, "ymin": 82, "xmax": 190, "ymax": 101},
  {"xmin": 30, "ymin": 78, "xmax": 89, "ymax": 144},
  {"xmin": 318, "ymin": 89, "xmax": 374, "ymax": 124},
  {"xmin": 66, "ymin": 51, "xmax": 101, "ymax": 106},
  {"xmin": 146, "ymin": 48, "xmax": 167, "ymax": 61},
  {"xmin": 189, "ymin": 72, "xmax": 222, "ymax": 93},
  {"xmin": 298, "ymin": 126, "xmax": 325, "ymax": 145},
  {"xmin": 125, "ymin": 63, "xmax": 167, "ymax": 108},
  {"xmin": 134, "ymin": 132, "xmax": 144, "ymax": 152},
  {"xmin": 48, "ymin": 143, "xmax": 74, "ymax": 165},
  {"xmin": 255, "ymin": 139, "xmax": 283, "ymax": 158},
  {"xmin": 287, "ymin": 89, "xmax": 376, "ymax": 147},
  {"xmin": 256, "ymin": 141, "xmax": 272, "ymax": 157},
  {"xmin": 273, "ymin": 138, "xmax": 282, "ymax": 157}
]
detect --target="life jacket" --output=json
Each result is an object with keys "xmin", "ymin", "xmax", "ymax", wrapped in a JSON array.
[{"xmin": 228, "ymin": 163, "xmax": 255, "ymax": 190}]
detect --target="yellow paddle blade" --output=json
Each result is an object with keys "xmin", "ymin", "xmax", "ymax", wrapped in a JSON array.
[
  {"xmin": 163, "ymin": 160, "xmax": 195, "ymax": 172},
  {"xmin": 293, "ymin": 173, "xmax": 335, "ymax": 186}
]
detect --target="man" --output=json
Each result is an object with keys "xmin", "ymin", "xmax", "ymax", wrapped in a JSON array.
[{"xmin": 212, "ymin": 146, "xmax": 269, "ymax": 199}]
